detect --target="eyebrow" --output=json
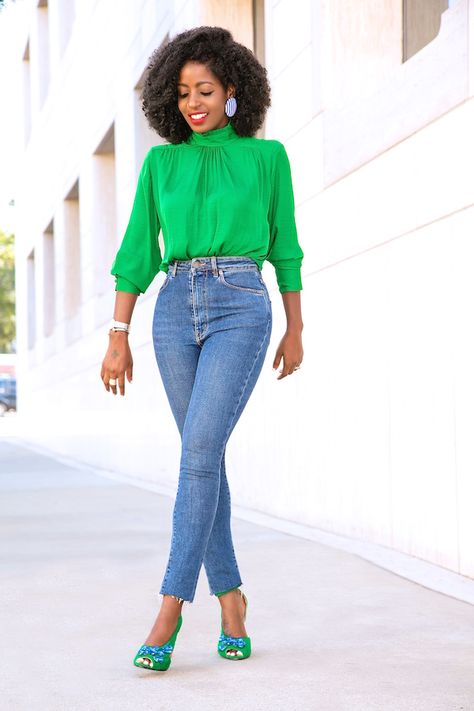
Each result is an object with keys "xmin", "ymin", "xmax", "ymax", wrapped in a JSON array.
[{"xmin": 177, "ymin": 81, "xmax": 215, "ymax": 87}]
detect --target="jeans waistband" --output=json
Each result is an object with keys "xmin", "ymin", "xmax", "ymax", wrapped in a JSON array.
[{"xmin": 169, "ymin": 256, "xmax": 259, "ymax": 276}]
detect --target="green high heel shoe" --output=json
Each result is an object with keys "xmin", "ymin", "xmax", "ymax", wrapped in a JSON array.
[
  {"xmin": 133, "ymin": 598, "xmax": 184, "ymax": 671},
  {"xmin": 216, "ymin": 586, "xmax": 251, "ymax": 660}
]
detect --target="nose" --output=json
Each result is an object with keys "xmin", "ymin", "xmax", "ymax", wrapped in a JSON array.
[{"xmin": 187, "ymin": 92, "xmax": 204, "ymax": 110}]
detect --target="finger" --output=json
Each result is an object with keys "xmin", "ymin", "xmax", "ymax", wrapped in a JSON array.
[
  {"xmin": 102, "ymin": 374, "xmax": 110, "ymax": 392},
  {"xmin": 277, "ymin": 363, "xmax": 290, "ymax": 380},
  {"xmin": 126, "ymin": 364, "xmax": 133, "ymax": 383},
  {"xmin": 108, "ymin": 373, "xmax": 118, "ymax": 395},
  {"xmin": 278, "ymin": 356, "xmax": 297, "ymax": 380},
  {"xmin": 273, "ymin": 353, "xmax": 282, "ymax": 371},
  {"xmin": 118, "ymin": 376, "xmax": 125, "ymax": 396}
]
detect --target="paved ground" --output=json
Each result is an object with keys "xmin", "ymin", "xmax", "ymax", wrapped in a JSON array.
[{"xmin": 1, "ymin": 436, "xmax": 474, "ymax": 711}]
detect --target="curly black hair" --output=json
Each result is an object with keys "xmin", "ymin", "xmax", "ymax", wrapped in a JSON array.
[{"xmin": 141, "ymin": 26, "xmax": 271, "ymax": 144}]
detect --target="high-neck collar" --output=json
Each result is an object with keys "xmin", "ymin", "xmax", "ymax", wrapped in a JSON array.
[{"xmin": 186, "ymin": 120, "xmax": 239, "ymax": 147}]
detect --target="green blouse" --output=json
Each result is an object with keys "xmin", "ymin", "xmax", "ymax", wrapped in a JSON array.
[{"xmin": 110, "ymin": 120, "xmax": 304, "ymax": 294}]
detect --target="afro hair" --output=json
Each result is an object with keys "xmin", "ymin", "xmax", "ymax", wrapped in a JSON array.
[{"xmin": 140, "ymin": 25, "xmax": 272, "ymax": 144}]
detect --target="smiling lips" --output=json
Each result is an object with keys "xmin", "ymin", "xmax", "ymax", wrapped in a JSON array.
[{"xmin": 189, "ymin": 112, "xmax": 208, "ymax": 123}]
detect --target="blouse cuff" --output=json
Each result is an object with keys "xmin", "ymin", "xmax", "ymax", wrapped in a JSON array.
[
  {"xmin": 273, "ymin": 259, "xmax": 303, "ymax": 293},
  {"xmin": 114, "ymin": 275, "xmax": 141, "ymax": 294}
]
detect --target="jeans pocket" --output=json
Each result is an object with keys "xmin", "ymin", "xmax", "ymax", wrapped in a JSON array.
[
  {"xmin": 218, "ymin": 268, "xmax": 265, "ymax": 295},
  {"xmin": 158, "ymin": 271, "xmax": 172, "ymax": 294}
]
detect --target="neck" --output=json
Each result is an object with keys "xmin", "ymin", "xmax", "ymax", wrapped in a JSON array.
[{"xmin": 187, "ymin": 120, "xmax": 239, "ymax": 147}]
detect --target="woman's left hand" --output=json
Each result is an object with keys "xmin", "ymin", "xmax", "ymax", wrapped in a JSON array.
[{"xmin": 272, "ymin": 330, "xmax": 303, "ymax": 380}]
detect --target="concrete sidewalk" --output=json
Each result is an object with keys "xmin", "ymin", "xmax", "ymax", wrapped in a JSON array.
[{"xmin": 1, "ymin": 437, "xmax": 474, "ymax": 711}]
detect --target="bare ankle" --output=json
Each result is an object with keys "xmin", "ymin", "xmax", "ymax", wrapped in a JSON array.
[
  {"xmin": 162, "ymin": 594, "xmax": 185, "ymax": 609},
  {"xmin": 218, "ymin": 588, "xmax": 241, "ymax": 604}
]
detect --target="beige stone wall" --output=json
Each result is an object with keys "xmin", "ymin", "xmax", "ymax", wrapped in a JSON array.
[
  {"xmin": 199, "ymin": 0, "xmax": 253, "ymax": 49},
  {"xmin": 10, "ymin": 0, "xmax": 474, "ymax": 581},
  {"xmin": 324, "ymin": 0, "xmax": 403, "ymax": 106}
]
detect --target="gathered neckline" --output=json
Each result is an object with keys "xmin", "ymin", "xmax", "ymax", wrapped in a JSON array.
[{"xmin": 186, "ymin": 120, "xmax": 240, "ymax": 147}]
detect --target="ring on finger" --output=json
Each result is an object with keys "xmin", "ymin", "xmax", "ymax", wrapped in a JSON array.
[{"xmin": 109, "ymin": 378, "xmax": 117, "ymax": 385}]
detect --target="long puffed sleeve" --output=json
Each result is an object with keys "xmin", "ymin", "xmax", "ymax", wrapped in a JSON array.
[
  {"xmin": 266, "ymin": 142, "xmax": 304, "ymax": 292},
  {"xmin": 110, "ymin": 150, "xmax": 162, "ymax": 294}
]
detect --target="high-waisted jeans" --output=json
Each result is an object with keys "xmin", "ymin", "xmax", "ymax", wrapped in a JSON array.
[{"xmin": 151, "ymin": 255, "xmax": 273, "ymax": 602}]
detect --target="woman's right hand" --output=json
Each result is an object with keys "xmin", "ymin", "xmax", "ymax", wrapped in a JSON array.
[{"xmin": 100, "ymin": 331, "xmax": 134, "ymax": 396}]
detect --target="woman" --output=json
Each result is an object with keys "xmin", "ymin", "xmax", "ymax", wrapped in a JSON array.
[{"xmin": 100, "ymin": 26, "xmax": 304, "ymax": 670}]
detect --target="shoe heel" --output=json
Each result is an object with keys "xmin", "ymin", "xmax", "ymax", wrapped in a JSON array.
[
  {"xmin": 217, "ymin": 588, "xmax": 251, "ymax": 661},
  {"xmin": 133, "ymin": 614, "xmax": 183, "ymax": 671}
]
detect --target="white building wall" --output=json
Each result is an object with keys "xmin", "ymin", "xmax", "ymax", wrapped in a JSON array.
[{"xmin": 11, "ymin": 0, "xmax": 474, "ymax": 579}]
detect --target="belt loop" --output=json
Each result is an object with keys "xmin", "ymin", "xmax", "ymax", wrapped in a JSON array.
[
  {"xmin": 172, "ymin": 261, "xmax": 177, "ymax": 276},
  {"xmin": 211, "ymin": 255, "xmax": 218, "ymax": 276}
]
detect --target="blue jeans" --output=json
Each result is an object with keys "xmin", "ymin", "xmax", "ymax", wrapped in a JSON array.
[{"xmin": 151, "ymin": 255, "xmax": 273, "ymax": 602}]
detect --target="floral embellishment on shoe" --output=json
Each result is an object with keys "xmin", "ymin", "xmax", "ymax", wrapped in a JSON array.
[
  {"xmin": 218, "ymin": 633, "xmax": 247, "ymax": 657},
  {"xmin": 216, "ymin": 591, "xmax": 251, "ymax": 660},
  {"xmin": 133, "ymin": 613, "xmax": 183, "ymax": 670},
  {"xmin": 135, "ymin": 642, "xmax": 174, "ymax": 665},
  {"xmin": 218, "ymin": 633, "xmax": 247, "ymax": 650}
]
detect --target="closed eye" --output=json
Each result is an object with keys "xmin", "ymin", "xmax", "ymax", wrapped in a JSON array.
[{"xmin": 178, "ymin": 92, "xmax": 213, "ymax": 98}]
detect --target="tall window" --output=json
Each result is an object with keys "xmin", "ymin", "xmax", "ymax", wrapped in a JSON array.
[
  {"xmin": 37, "ymin": 0, "xmax": 50, "ymax": 107},
  {"xmin": 403, "ymin": 0, "xmax": 449, "ymax": 61},
  {"xmin": 43, "ymin": 220, "xmax": 55, "ymax": 338},
  {"xmin": 22, "ymin": 39, "xmax": 31, "ymax": 145},
  {"xmin": 27, "ymin": 250, "xmax": 36, "ymax": 349},
  {"xmin": 93, "ymin": 124, "xmax": 117, "ymax": 297},
  {"xmin": 252, "ymin": 0, "xmax": 265, "ymax": 69},
  {"xmin": 64, "ymin": 180, "xmax": 81, "ymax": 321}
]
